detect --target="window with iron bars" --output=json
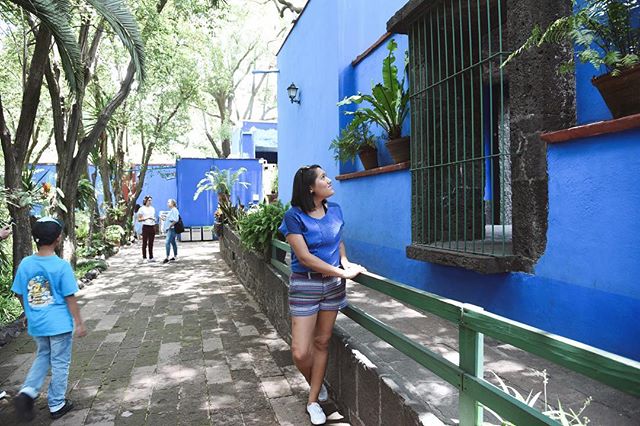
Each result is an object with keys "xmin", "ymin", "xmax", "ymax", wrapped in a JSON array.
[{"xmin": 409, "ymin": 0, "xmax": 512, "ymax": 258}]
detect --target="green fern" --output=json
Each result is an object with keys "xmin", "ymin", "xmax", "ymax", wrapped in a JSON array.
[{"xmin": 502, "ymin": 0, "xmax": 639, "ymax": 75}]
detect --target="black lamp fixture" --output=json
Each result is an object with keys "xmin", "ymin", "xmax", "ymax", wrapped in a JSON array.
[{"xmin": 287, "ymin": 82, "xmax": 300, "ymax": 104}]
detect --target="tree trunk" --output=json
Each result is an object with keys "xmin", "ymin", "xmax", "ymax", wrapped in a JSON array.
[
  {"xmin": 56, "ymin": 63, "xmax": 137, "ymax": 264},
  {"xmin": 98, "ymin": 133, "xmax": 112, "ymax": 209},
  {"xmin": 1, "ymin": 26, "xmax": 52, "ymax": 274},
  {"xmin": 7, "ymin": 205, "xmax": 33, "ymax": 275},
  {"xmin": 87, "ymin": 166, "xmax": 99, "ymax": 250},
  {"xmin": 111, "ymin": 128, "xmax": 125, "ymax": 204}
]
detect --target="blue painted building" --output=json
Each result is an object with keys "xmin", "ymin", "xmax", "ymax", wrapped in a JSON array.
[
  {"xmin": 31, "ymin": 160, "xmax": 263, "ymax": 230},
  {"xmin": 231, "ymin": 120, "xmax": 278, "ymax": 163},
  {"xmin": 277, "ymin": 0, "xmax": 640, "ymax": 359}
]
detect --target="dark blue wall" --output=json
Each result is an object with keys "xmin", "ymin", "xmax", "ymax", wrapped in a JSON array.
[
  {"xmin": 133, "ymin": 165, "xmax": 177, "ymax": 211},
  {"xmin": 176, "ymin": 158, "xmax": 263, "ymax": 227},
  {"xmin": 278, "ymin": 0, "xmax": 341, "ymax": 202},
  {"xmin": 277, "ymin": 0, "xmax": 640, "ymax": 360}
]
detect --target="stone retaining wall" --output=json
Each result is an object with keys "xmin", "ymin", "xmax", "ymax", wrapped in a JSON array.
[{"xmin": 220, "ymin": 227, "xmax": 441, "ymax": 426}]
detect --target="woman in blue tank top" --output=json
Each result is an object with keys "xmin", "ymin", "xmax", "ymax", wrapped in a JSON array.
[{"xmin": 279, "ymin": 165, "xmax": 365, "ymax": 424}]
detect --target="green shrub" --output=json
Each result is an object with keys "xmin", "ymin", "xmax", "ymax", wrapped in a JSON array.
[
  {"xmin": 237, "ymin": 201, "xmax": 288, "ymax": 256},
  {"xmin": 0, "ymin": 295, "xmax": 22, "ymax": 325},
  {"xmin": 75, "ymin": 210, "xmax": 91, "ymax": 242},
  {"xmin": 105, "ymin": 225, "xmax": 125, "ymax": 245},
  {"xmin": 77, "ymin": 236, "xmax": 116, "ymax": 258}
]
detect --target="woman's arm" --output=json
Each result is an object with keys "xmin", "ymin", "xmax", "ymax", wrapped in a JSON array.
[
  {"xmin": 339, "ymin": 241, "xmax": 349, "ymax": 266},
  {"xmin": 287, "ymin": 234, "xmax": 364, "ymax": 279}
]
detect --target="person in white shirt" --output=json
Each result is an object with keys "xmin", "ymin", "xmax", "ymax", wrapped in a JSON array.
[
  {"xmin": 137, "ymin": 195, "xmax": 157, "ymax": 262},
  {"xmin": 162, "ymin": 199, "xmax": 180, "ymax": 264}
]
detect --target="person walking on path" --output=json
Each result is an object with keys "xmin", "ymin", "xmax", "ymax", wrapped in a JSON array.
[
  {"xmin": 11, "ymin": 217, "xmax": 87, "ymax": 421},
  {"xmin": 279, "ymin": 164, "xmax": 366, "ymax": 425},
  {"xmin": 138, "ymin": 196, "xmax": 157, "ymax": 262},
  {"xmin": 162, "ymin": 199, "xmax": 180, "ymax": 264},
  {"xmin": 132, "ymin": 203, "xmax": 142, "ymax": 243}
]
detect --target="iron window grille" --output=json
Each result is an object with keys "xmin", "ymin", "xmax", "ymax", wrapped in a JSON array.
[{"xmin": 409, "ymin": 0, "xmax": 512, "ymax": 257}]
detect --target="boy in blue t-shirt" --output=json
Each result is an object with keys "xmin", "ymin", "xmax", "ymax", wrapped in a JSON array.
[{"xmin": 11, "ymin": 217, "xmax": 87, "ymax": 421}]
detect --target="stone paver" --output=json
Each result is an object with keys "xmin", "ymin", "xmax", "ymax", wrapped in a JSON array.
[{"xmin": 0, "ymin": 241, "xmax": 347, "ymax": 425}]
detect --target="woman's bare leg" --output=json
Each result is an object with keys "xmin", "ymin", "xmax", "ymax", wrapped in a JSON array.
[
  {"xmin": 308, "ymin": 310, "xmax": 338, "ymax": 404},
  {"xmin": 290, "ymin": 314, "xmax": 318, "ymax": 381}
]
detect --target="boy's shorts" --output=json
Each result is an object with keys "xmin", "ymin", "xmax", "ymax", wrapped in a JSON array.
[{"xmin": 288, "ymin": 272, "xmax": 348, "ymax": 317}]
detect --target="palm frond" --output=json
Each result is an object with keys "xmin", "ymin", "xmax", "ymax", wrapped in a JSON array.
[
  {"xmin": 85, "ymin": 0, "xmax": 146, "ymax": 82},
  {"xmin": 8, "ymin": 0, "xmax": 83, "ymax": 90}
]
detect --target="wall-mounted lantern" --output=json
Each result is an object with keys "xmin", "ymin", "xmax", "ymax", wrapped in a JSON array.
[{"xmin": 287, "ymin": 83, "xmax": 300, "ymax": 104}]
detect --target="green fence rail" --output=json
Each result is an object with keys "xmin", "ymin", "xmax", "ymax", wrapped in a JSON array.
[{"xmin": 270, "ymin": 240, "xmax": 640, "ymax": 426}]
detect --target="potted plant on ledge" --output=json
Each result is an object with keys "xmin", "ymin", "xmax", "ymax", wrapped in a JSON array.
[
  {"xmin": 330, "ymin": 121, "xmax": 378, "ymax": 170},
  {"xmin": 338, "ymin": 38, "xmax": 411, "ymax": 164},
  {"xmin": 503, "ymin": 0, "xmax": 640, "ymax": 119}
]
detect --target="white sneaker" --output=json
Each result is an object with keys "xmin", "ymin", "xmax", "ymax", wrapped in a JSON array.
[
  {"xmin": 306, "ymin": 402, "xmax": 326, "ymax": 425},
  {"xmin": 148, "ymin": 258, "xmax": 156, "ymax": 263},
  {"xmin": 318, "ymin": 383, "xmax": 328, "ymax": 402}
]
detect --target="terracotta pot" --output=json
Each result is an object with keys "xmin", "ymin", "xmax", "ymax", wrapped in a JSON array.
[
  {"xmin": 592, "ymin": 65, "xmax": 640, "ymax": 119},
  {"xmin": 358, "ymin": 146, "xmax": 379, "ymax": 170},
  {"xmin": 385, "ymin": 136, "xmax": 410, "ymax": 164}
]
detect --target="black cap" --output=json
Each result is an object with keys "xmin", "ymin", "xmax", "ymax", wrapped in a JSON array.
[{"xmin": 32, "ymin": 217, "xmax": 64, "ymax": 245}]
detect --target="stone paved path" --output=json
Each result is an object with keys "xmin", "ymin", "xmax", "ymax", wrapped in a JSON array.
[{"xmin": 0, "ymin": 241, "xmax": 347, "ymax": 425}]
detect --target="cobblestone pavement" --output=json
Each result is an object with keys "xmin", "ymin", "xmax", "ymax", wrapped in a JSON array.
[{"xmin": 0, "ymin": 241, "xmax": 348, "ymax": 425}]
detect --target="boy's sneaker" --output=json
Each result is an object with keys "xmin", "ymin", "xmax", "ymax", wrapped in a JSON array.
[
  {"xmin": 306, "ymin": 402, "xmax": 326, "ymax": 425},
  {"xmin": 169, "ymin": 257, "xmax": 176, "ymax": 262},
  {"xmin": 50, "ymin": 399, "xmax": 74, "ymax": 419},
  {"xmin": 162, "ymin": 258, "xmax": 170, "ymax": 264},
  {"xmin": 14, "ymin": 392, "xmax": 35, "ymax": 422},
  {"xmin": 318, "ymin": 383, "xmax": 328, "ymax": 402}
]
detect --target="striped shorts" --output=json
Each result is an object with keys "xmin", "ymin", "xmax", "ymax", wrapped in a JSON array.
[{"xmin": 288, "ymin": 273, "xmax": 348, "ymax": 317}]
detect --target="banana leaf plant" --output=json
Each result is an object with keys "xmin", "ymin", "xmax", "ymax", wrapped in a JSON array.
[{"xmin": 338, "ymin": 39, "xmax": 410, "ymax": 140}]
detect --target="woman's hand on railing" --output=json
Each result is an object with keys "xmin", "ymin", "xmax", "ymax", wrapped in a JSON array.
[{"xmin": 340, "ymin": 264, "xmax": 367, "ymax": 280}]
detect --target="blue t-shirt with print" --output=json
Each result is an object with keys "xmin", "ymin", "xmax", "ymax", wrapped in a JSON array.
[
  {"xmin": 12, "ymin": 254, "xmax": 79, "ymax": 336},
  {"xmin": 278, "ymin": 202, "xmax": 344, "ymax": 273}
]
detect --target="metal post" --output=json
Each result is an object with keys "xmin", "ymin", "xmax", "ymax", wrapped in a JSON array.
[{"xmin": 459, "ymin": 308, "xmax": 484, "ymax": 426}]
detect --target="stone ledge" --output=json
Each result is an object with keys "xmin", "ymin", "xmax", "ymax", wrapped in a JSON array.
[
  {"xmin": 540, "ymin": 113, "xmax": 640, "ymax": 144},
  {"xmin": 406, "ymin": 243, "xmax": 533, "ymax": 274},
  {"xmin": 387, "ymin": 0, "xmax": 435, "ymax": 34},
  {"xmin": 336, "ymin": 161, "xmax": 410, "ymax": 181}
]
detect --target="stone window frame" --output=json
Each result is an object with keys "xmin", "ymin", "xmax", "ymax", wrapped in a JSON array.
[{"xmin": 387, "ymin": 0, "xmax": 575, "ymax": 274}]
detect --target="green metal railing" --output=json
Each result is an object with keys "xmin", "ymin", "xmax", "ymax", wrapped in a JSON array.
[
  {"xmin": 409, "ymin": 0, "xmax": 512, "ymax": 256},
  {"xmin": 270, "ymin": 239, "xmax": 640, "ymax": 426}
]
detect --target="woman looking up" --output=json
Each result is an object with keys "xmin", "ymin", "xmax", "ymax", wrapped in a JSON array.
[{"xmin": 279, "ymin": 165, "xmax": 365, "ymax": 425}]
